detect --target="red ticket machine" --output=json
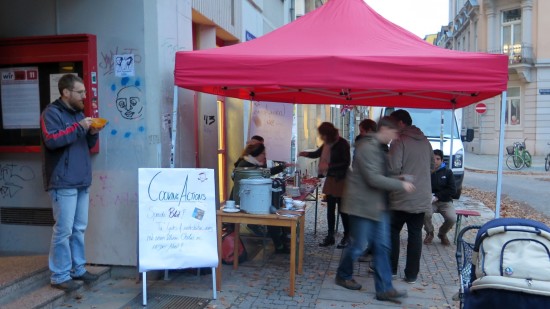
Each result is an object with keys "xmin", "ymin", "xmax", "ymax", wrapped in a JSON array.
[{"xmin": 0, "ymin": 34, "xmax": 99, "ymax": 152}]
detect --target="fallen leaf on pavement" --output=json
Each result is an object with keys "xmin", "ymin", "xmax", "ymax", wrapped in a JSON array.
[{"xmin": 464, "ymin": 187, "xmax": 550, "ymax": 225}]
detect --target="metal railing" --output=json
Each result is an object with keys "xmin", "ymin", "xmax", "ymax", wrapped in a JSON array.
[{"xmin": 488, "ymin": 43, "xmax": 534, "ymax": 65}]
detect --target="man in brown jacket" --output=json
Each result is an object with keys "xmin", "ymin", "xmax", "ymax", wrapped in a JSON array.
[
  {"xmin": 336, "ymin": 117, "xmax": 414, "ymax": 303},
  {"xmin": 388, "ymin": 109, "xmax": 435, "ymax": 284}
]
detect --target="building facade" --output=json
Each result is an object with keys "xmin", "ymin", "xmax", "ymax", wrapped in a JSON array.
[
  {"xmin": 437, "ymin": 0, "xmax": 550, "ymax": 155},
  {"xmin": 0, "ymin": 0, "xmax": 292, "ymax": 266}
]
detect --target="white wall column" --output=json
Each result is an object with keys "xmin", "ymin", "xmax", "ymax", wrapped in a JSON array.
[
  {"xmin": 486, "ymin": 2, "xmax": 497, "ymax": 51},
  {"xmin": 521, "ymin": 0, "xmax": 533, "ymax": 47},
  {"xmin": 196, "ymin": 25, "xmax": 220, "ymax": 200}
]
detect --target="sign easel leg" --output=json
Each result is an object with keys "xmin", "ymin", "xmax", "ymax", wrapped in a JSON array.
[
  {"xmin": 211, "ymin": 267, "xmax": 217, "ymax": 299},
  {"xmin": 142, "ymin": 272, "xmax": 147, "ymax": 306}
]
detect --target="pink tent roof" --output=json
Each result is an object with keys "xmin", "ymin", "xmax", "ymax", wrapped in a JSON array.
[{"xmin": 174, "ymin": 0, "xmax": 508, "ymax": 109}]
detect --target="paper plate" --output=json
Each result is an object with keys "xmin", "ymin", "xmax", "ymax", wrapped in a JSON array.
[{"xmin": 90, "ymin": 117, "xmax": 108, "ymax": 129}]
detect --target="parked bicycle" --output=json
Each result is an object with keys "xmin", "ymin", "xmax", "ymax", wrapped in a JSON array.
[
  {"xmin": 505, "ymin": 138, "xmax": 532, "ymax": 170},
  {"xmin": 545, "ymin": 143, "xmax": 550, "ymax": 172}
]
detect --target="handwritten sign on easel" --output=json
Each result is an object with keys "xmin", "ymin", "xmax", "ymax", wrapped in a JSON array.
[
  {"xmin": 138, "ymin": 168, "xmax": 218, "ymax": 272},
  {"xmin": 248, "ymin": 101, "xmax": 293, "ymax": 162}
]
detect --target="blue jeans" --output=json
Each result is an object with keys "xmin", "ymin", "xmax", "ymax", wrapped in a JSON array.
[
  {"xmin": 48, "ymin": 188, "xmax": 89, "ymax": 284},
  {"xmin": 337, "ymin": 213, "xmax": 394, "ymax": 294}
]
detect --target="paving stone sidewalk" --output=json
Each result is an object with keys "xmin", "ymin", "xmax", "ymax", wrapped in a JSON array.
[{"xmin": 57, "ymin": 196, "xmax": 493, "ymax": 309}]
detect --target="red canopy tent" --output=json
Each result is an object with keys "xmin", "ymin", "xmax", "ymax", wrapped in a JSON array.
[
  {"xmin": 175, "ymin": 0, "xmax": 508, "ymax": 109},
  {"xmin": 172, "ymin": 0, "xmax": 509, "ymax": 216}
]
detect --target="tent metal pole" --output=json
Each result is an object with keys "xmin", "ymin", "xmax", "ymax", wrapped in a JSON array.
[
  {"xmin": 495, "ymin": 91, "xmax": 507, "ymax": 218},
  {"xmin": 450, "ymin": 106, "xmax": 455, "ymax": 171},
  {"xmin": 170, "ymin": 86, "xmax": 178, "ymax": 169},
  {"xmin": 440, "ymin": 111, "xmax": 444, "ymax": 152}
]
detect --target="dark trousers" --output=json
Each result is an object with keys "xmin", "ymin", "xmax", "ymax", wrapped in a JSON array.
[
  {"xmin": 268, "ymin": 226, "xmax": 289, "ymax": 249},
  {"xmin": 390, "ymin": 210, "xmax": 425, "ymax": 280},
  {"xmin": 326, "ymin": 195, "xmax": 349, "ymax": 237}
]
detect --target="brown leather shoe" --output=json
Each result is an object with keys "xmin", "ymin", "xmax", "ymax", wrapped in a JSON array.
[
  {"xmin": 72, "ymin": 271, "xmax": 99, "ymax": 283},
  {"xmin": 376, "ymin": 289, "xmax": 408, "ymax": 304},
  {"xmin": 335, "ymin": 276, "xmax": 362, "ymax": 290},
  {"xmin": 424, "ymin": 232, "xmax": 434, "ymax": 245},
  {"xmin": 438, "ymin": 234, "xmax": 451, "ymax": 246},
  {"xmin": 51, "ymin": 279, "xmax": 80, "ymax": 292}
]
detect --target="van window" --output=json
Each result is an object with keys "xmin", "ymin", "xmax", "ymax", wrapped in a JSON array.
[{"xmin": 386, "ymin": 108, "xmax": 460, "ymax": 138}]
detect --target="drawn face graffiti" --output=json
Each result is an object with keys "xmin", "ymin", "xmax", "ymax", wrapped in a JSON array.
[
  {"xmin": 116, "ymin": 86, "xmax": 143, "ymax": 119},
  {"xmin": 0, "ymin": 163, "xmax": 35, "ymax": 199}
]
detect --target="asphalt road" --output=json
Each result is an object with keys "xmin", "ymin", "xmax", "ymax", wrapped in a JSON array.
[{"xmin": 463, "ymin": 170, "xmax": 550, "ymax": 216}]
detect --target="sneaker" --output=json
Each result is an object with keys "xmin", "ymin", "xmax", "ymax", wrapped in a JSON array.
[
  {"xmin": 335, "ymin": 276, "xmax": 362, "ymax": 290},
  {"xmin": 438, "ymin": 234, "xmax": 451, "ymax": 246},
  {"xmin": 72, "ymin": 271, "xmax": 99, "ymax": 283},
  {"xmin": 51, "ymin": 279, "xmax": 80, "ymax": 292},
  {"xmin": 404, "ymin": 277, "xmax": 417, "ymax": 284},
  {"xmin": 424, "ymin": 232, "xmax": 434, "ymax": 245},
  {"xmin": 376, "ymin": 289, "xmax": 408, "ymax": 304},
  {"xmin": 336, "ymin": 237, "xmax": 349, "ymax": 249}
]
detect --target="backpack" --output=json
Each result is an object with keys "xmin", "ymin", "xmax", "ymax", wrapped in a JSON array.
[
  {"xmin": 221, "ymin": 229, "xmax": 247, "ymax": 265},
  {"xmin": 470, "ymin": 218, "xmax": 550, "ymax": 297}
]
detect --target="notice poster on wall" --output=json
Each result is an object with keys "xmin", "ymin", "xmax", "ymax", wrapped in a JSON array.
[
  {"xmin": 138, "ymin": 168, "xmax": 218, "ymax": 272},
  {"xmin": 249, "ymin": 101, "xmax": 293, "ymax": 162},
  {"xmin": 0, "ymin": 67, "xmax": 40, "ymax": 129},
  {"xmin": 114, "ymin": 54, "xmax": 135, "ymax": 77}
]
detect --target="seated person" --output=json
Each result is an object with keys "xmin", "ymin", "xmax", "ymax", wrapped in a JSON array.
[
  {"xmin": 232, "ymin": 142, "xmax": 292, "ymax": 254},
  {"xmin": 234, "ymin": 135, "xmax": 265, "ymax": 168},
  {"xmin": 424, "ymin": 149, "xmax": 457, "ymax": 246}
]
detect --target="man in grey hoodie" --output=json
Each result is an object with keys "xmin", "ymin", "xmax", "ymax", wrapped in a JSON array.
[{"xmin": 388, "ymin": 109, "xmax": 434, "ymax": 284}]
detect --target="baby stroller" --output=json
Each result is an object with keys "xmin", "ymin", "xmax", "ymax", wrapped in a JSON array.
[
  {"xmin": 456, "ymin": 218, "xmax": 550, "ymax": 309},
  {"xmin": 455, "ymin": 224, "xmax": 481, "ymax": 308}
]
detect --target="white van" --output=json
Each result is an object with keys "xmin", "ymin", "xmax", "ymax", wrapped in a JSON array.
[{"xmin": 372, "ymin": 107, "xmax": 474, "ymax": 199}]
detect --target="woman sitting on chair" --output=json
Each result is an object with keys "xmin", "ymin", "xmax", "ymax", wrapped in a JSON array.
[{"xmin": 232, "ymin": 142, "xmax": 291, "ymax": 253}]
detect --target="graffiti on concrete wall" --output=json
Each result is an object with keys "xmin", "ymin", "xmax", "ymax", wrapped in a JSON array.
[
  {"xmin": 90, "ymin": 173, "xmax": 139, "ymax": 208},
  {"xmin": 116, "ymin": 85, "xmax": 143, "ymax": 119},
  {"xmin": 161, "ymin": 38, "xmax": 186, "ymax": 63},
  {"xmin": 110, "ymin": 77, "xmax": 144, "ymax": 121},
  {"xmin": 105, "ymin": 77, "xmax": 147, "ymax": 141},
  {"xmin": 0, "ymin": 163, "xmax": 35, "ymax": 198}
]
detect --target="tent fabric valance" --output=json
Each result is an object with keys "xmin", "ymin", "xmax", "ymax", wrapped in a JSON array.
[{"xmin": 174, "ymin": 0, "xmax": 508, "ymax": 109}]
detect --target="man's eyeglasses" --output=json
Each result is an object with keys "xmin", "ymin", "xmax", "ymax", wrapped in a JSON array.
[{"xmin": 70, "ymin": 89, "xmax": 87, "ymax": 96}]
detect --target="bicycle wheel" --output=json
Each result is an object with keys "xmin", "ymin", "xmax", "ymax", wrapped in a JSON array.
[
  {"xmin": 513, "ymin": 154, "xmax": 524, "ymax": 168},
  {"xmin": 506, "ymin": 155, "xmax": 524, "ymax": 170},
  {"xmin": 523, "ymin": 151, "xmax": 532, "ymax": 168},
  {"xmin": 545, "ymin": 154, "xmax": 550, "ymax": 172}
]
